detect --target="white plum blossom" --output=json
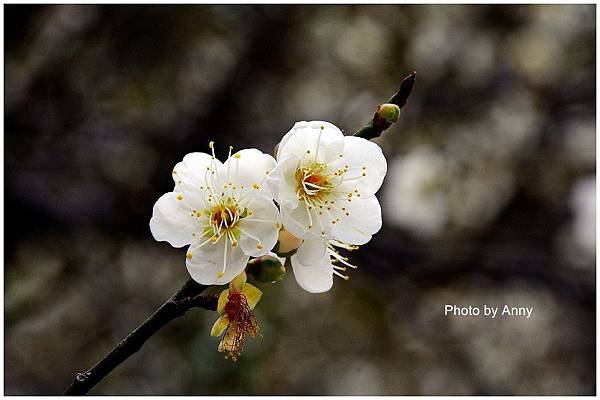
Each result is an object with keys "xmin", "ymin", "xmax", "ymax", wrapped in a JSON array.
[
  {"xmin": 268, "ymin": 121, "xmax": 387, "ymax": 292},
  {"xmin": 150, "ymin": 143, "xmax": 281, "ymax": 285}
]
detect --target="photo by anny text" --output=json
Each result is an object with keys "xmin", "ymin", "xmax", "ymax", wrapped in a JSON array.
[{"xmin": 444, "ymin": 304, "xmax": 534, "ymax": 319}]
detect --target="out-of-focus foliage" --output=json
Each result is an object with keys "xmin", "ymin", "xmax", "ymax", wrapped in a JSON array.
[{"xmin": 5, "ymin": 4, "xmax": 595, "ymax": 395}]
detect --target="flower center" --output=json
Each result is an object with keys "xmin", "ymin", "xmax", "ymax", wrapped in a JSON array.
[
  {"xmin": 204, "ymin": 199, "xmax": 248, "ymax": 245},
  {"xmin": 296, "ymin": 162, "xmax": 333, "ymax": 202},
  {"xmin": 210, "ymin": 203, "xmax": 239, "ymax": 229}
]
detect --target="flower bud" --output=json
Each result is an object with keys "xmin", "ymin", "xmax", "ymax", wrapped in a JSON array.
[
  {"xmin": 247, "ymin": 255, "xmax": 286, "ymax": 283},
  {"xmin": 377, "ymin": 103, "xmax": 400, "ymax": 124},
  {"xmin": 274, "ymin": 228, "xmax": 302, "ymax": 257}
]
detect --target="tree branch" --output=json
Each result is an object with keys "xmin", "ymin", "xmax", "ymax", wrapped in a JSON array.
[
  {"xmin": 354, "ymin": 71, "xmax": 416, "ymax": 140},
  {"xmin": 63, "ymin": 279, "xmax": 216, "ymax": 395}
]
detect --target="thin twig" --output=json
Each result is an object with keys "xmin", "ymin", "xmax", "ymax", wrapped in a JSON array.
[
  {"xmin": 63, "ymin": 279, "xmax": 216, "ymax": 395},
  {"xmin": 354, "ymin": 71, "xmax": 416, "ymax": 140}
]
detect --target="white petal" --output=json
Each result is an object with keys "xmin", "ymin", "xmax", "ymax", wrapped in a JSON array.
[
  {"xmin": 295, "ymin": 239, "xmax": 327, "ymax": 265},
  {"xmin": 266, "ymin": 156, "xmax": 299, "ymax": 209},
  {"xmin": 223, "ymin": 148, "xmax": 276, "ymax": 198},
  {"xmin": 186, "ymin": 237, "xmax": 249, "ymax": 285},
  {"xmin": 277, "ymin": 121, "xmax": 341, "ymax": 159},
  {"xmin": 171, "ymin": 152, "xmax": 222, "ymax": 209},
  {"xmin": 276, "ymin": 122, "xmax": 304, "ymax": 160},
  {"xmin": 150, "ymin": 192, "xmax": 197, "ymax": 248},
  {"xmin": 329, "ymin": 195, "xmax": 382, "ymax": 245},
  {"xmin": 278, "ymin": 121, "xmax": 345, "ymax": 165},
  {"xmin": 333, "ymin": 136, "xmax": 387, "ymax": 198},
  {"xmin": 291, "ymin": 250, "xmax": 333, "ymax": 293},
  {"xmin": 172, "ymin": 152, "xmax": 218, "ymax": 189},
  {"xmin": 238, "ymin": 196, "xmax": 281, "ymax": 257},
  {"xmin": 281, "ymin": 203, "xmax": 322, "ymax": 240}
]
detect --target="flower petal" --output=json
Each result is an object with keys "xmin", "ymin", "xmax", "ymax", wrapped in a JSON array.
[
  {"xmin": 266, "ymin": 156, "xmax": 300, "ymax": 209},
  {"xmin": 291, "ymin": 250, "xmax": 333, "ymax": 293},
  {"xmin": 222, "ymin": 148, "xmax": 276, "ymax": 198},
  {"xmin": 278, "ymin": 121, "xmax": 345, "ymax": 165},
  {"xmin": 238, "ymin": 195, "xmax": 281, "ymax": 257},
  {"xmin": 275, "ymin": 122, "xmax": 299, "ymax": 160},
  {"xmin": 329, "ymin": 195, "xmax": 382, "ymax": 245},
  {"xmin": 173, "ymin": 152, "xmax": 218, "ymax": 189},
  {"xmin": 280, "ymin": 203, "xmax": 322, "ymax": 240},
  {"xmin": 332, "ymin": 136, "xmax": 387, "ymax": 198},
  {"xmin": 171, "ymin": 152, "xmax": 222, "ymax": 209},
  {"xmin": 186, "ymin": 237, "xmax": 249, "ymax": 285},
  {"xmin": 240, "ymin": 283, "xmax": 262, "ymax": 309},
  {"xmin": 149, "ymin": 192, "xmax": 197, "ymax": 248},
  {"xmin": 211, "ymin": 315, "xmax": 230, "ymax": 337},
  {"xmin": 295, "ymin": 238, "xmax": 327, "ymax": 266}
]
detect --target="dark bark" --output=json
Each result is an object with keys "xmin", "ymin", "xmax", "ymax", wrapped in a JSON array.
[{"xmin": 63, "ymin": 279, "xmax": 216, "ymax": 395}]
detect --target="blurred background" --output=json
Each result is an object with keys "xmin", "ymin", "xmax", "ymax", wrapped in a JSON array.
[{"xmin": 4, "ymin": 4, "xmax": 595, "ymax": 395}]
